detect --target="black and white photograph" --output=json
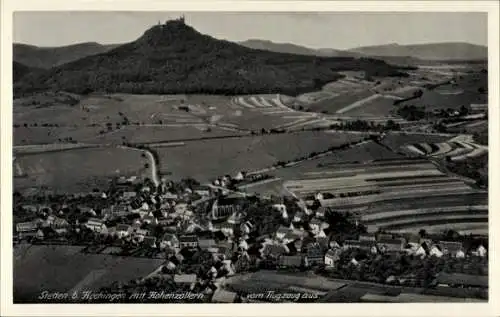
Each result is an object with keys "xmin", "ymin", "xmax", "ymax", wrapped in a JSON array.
[{"xmin": 1, "ymin": 3, "xmax": 498, "ymax": 314}]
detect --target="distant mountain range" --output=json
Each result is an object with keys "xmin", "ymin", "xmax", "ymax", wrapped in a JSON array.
[
  {"xmin": 14, "ymin": 19, "xmax": 406, "ymax": 97},
  {"xmin": 240, "ymin": 40, "xmax": 488, "ymax": 62},
  {"xmin": 348, "ymin": 42, "xmax": 487, "ymax": 61},
  {"xmin": 13, "ymin": 42, "xmax": 120, "ymax": 69},
  {"xmin": 239, "ymin": 39, "xmax": 359, "ymax": 58}
]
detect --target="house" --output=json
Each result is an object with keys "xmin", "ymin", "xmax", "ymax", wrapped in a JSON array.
[
  {"xmin": 294, "ymin": 239, "xmax": 304, "ymax": 252},
  {"xmin": 275, "ymin": 225, "xmax": 291, "ymax": 240},
  {"xmin": 122, "ymin": 191, "xmax": 137, "ymax": 200},
  {"xmin": 159, "ymin": 233, "xmax": 179, "ymax": 250},
  {"xmin": 429, "ymin": 245, "xmax": 444, "ymax": 258},
  {"xmin": 110, "ymin": 204, "xmax": 130, "ymax": 217},
  {"xmin": 85, "ymin": 218, "xmax": 107, "ymax": 233},
  {"xmin": 192, "ymin": 185, "xmax": 211, "ymax": 197},
  {"xmin": 309, "ymin": 218, "xmax": 322, "ymax": 232},
  {"xmin": 404, "ymin": 244, "xmax": 427, "ymax": 258},
  {"xmin": 216, "ymin": 246, "xmax": 234, "ymax": 260},
  {"xmin": 330, "ymin": 240, "xmax": 341, "ymax": 249},
  {"xmin": 179, "ymin": 235, "xmax": 199, "ymax": 248},
  {"xmin": 142, "ymin": 215, "xmax": 158, "ymax": 225},
  {"xmin": 272, "ymin": 204, "xmax": 288, "ymax": 219},
  {"xmin": 143, "ymin": 236, "xmax": 157, "ymax": 248},
  {"xmin": 455, "ymin": 249, "xmax": 466, "ymax": 259},
  {"xmin": 52, "ymin": 217, "xmax": 69, "ymax": 229},
  {"xmin": 438, "ymin": 241, "xmax": 464, "ymax": 257},
  {"xmin": 199, "ymin": 239, "xmax": 217, "ymax": 250},
  {"xmin": 377, "ymin": 233, "xmax": 393, "ymax": 241},
  {"xmin": 21, "ymin": 205, "xmax": 38, "ymax": 213},
  {"xmin": 473, "ymin": 245, "xmax": 487, "ymax": 257},
  {"xmin": 435, "ymin": 272, "xmax": 488, "ymax": 288},
  {"xmin": 261, "ymin": 244, "xmax": 289, "ymax": 258},
  {"xmin": 240, "ymin": 221, "xmax": 254, "ymax": 235},
  {"xmin": 359, "ymin": 233, "xmax": 376, "ymax": 242},
  {"xmin": 16, "ymin": 221, "xmax": 39, "ymax": 238},
  {"xmin": 211, "ymin": 221, "xmax": 234, "ymax": 237},
  {"xmin": 315, "ymin": 207, "xmax": 328, "ymax": 219},
  {"xmin": 116, "ymin": 224, "xmax": 132, "ymax": 238},
  {"xmin": 238, "ymin": 239, "xmax": 249, "ymax": 251},
  {"xmin": 162, "ymin": 192, "xmax": 179, "ymax": 200},
  {"xmin": 36, "ymin": 229, "xmax": 45, "ymax": 240},
  {"xmin": 278, "ymin": 255, "xmax": 306, "ymax": 269},
  {"xmin": 316, "ymin": 237, "xmax": 329, "ymax": 251},
  {"xmin": 211, "ymin": 199, "xmax": 241, "ymax": 220},
  {"xmin": 174, "ymin": 274, "xmax": 197, "ymax": 286},
  {"xmin": 306, "ymin": 243, "xmax": 325, "ymax": 266},
  {"xmin": 283, "ymin": 229, "xmax": 303, "ymax": 244},
  {"xmin": 343, "ymin": 240, "xmax": 375, "ymax": 252},
  {"xmin": 211, "ymin": 288, "xmax": 237, "ymax": 303},
  {"xmin": 132, "ymin": 229, "xmax": 149, "ymax": 243},
  {"xmin": 377, "ymin": 238, "xmax": 406, "ymax": 253},
  {"xmin": 292, "ymin": 211, "xmax": 305, "ymax": 223},
  {"xmin": 227, "ymin": 212, "xmax": 244, "ymax": 225},
  {"xmin": 325, "ymin": 249, "xmax": 342, "ymax": 267}
]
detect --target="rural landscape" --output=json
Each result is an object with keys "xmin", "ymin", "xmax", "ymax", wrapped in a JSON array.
[{"xmin": 11, "ymin": 12, "xmax": 488, "ymax": 304}]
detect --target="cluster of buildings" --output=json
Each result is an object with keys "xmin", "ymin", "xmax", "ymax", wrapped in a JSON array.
[{"xmin": 14, "ymin": 174, "xmax": 488, "ymax": 299}]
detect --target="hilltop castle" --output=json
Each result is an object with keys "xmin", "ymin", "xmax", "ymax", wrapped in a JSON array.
[{"xmin": 159, "ymin": 15, "xmax": 185, "ymax": 26}]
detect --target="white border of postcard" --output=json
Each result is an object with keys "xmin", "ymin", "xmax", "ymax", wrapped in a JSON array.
[{"xmin": 1, "ymin": 1, "xmax": 499, "ymax": 316}]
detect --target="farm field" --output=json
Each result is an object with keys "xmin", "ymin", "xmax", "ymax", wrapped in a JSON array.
[
  {"xmin": 341, "ymin": 95, "xmax": 397, "ymax": 117},
  {"xmin": 153, "ymin": 131, "xmax": 367, "ymax": 182},
  {"xmin": 14, "ymin": 245, "xmax": 164, "ymax": 302},
  {"xmin": 304, "ymin": 90, "xmax": 374, "ymax": 114},
  {"xmin": 13, "ymin": 146, "xmax": 148, "ymax": 193},
  {"xmin": 262, "ymin": 141, "xmax": 405, "ymax": 185},
  {"xmin": 272, "ymin": 156, "xmax": 487, "ymax": 233},
  {"xmin": 225, "ymin": 270, "xmax": 346, "ymax": 294},
  {"xmin": 381, "ymin": 132, "xmax": 453, "ymax": 152},
  {"xmin": 396, "ymin": 71, "xmax": 487, "ymax": 111},
  {"xmin": 400, "ymin": 134, "xmax": 488, "ymax": 161}
]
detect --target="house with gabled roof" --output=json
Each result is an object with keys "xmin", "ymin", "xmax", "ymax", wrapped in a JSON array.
[
  {"xmin": 132, "ymin": 229, "xmax": 149, "ymax": 243},
  {"xmin": 325, "ymin": 248, "xmax": 342, "ymax": 267},
  {"xmin": 306, "ymin": 242, "xmax": 325, "ymax": 266},
  {"xmin": 160, "ymin": 233, "xmax": 179, "ymax": 249},
  {"xmin": 343, "ymin": 239, "xmax": 375, "ymax": 252},
  {"xmin": 143, "ymin": 236, "xmax": 157, "ymax": 248},
  {"xmin": 85, "ymin": 218, "xmax": 107, "ymax": 234},
  {"xmin": 116, "ymin": 224, "xmax": 132, "ymax": 238},
  {"xmin": 16, "ymin": 221, "xmax": 40, "ymax": 239},
  {"xmin": 261, "ymin": 243, "xmax": 289, "ymax": 259},
  {"xmin": 438, "ymin": 241, "xmax": 464, "ymax": 257},
  {"xmin": 359, "ymin": 233, "xmax": 376, "ymax": 242},
  {"xmin": 278, "ymin": 255, "xmax": 306, "ymax": 269},
  {"xmin": 377, "ymin": 237, "xmax": 406, "ymax": 253},
  {"xmin": 142, "ymin": 214, "xmax": 158, "ymax": 225},
  {"xmin": 472, "ymin": 245, "xmax": 487, "ymax": 257},
  {"xmin": 179, "ymin": 235, "xmax": 199, "ymax": 248}
]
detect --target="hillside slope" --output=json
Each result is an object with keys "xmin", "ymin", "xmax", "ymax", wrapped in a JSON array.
[
  {"xmin": 348, "ymin": 42, "xmax": 487, "ymax": 61},
  {"xmin": 13, "ymin": 61, "xmax": 41, "ymax": 82},
  {"xmin": 13, "ymin": 42, "xmax": 120, "ymax": 69},
  {"xmin": 15, "ymin": 19, "xmax": 407, "ymax": 97},
  {"xmin": 239, "ymin": 39, "xmax": 357, "ymax": 57}
]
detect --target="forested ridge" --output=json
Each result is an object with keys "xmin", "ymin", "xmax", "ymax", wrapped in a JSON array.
[{"xmin": 14, "ymin": 20, "xmax": 407, "ymax": 97}]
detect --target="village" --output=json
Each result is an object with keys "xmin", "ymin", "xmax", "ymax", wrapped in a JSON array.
[{"xmin": 13, "ymin": 170, "xmax": 488, "ymax": 303}]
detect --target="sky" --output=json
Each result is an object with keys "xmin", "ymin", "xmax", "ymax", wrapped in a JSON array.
[{"xmin": 13, "ymin": 12, "xmax": 488, "ymax": 49}]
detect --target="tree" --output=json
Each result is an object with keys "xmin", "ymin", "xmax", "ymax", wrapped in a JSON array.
[{"xmin": 419, "ymin": 229, "xmax": 427, "ymax": 238}]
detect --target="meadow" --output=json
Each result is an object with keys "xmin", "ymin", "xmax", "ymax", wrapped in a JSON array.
[
  {"xmin": 14, "ymin": 146, "xmax": 148, "ymax": 194},
  {"xmin": 153, "ymin": 131, "xmax": 366, "ymax": 182},
  {"xmin": 14, "ymin": 245, "xmax": 164, "ymax": 303}
]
